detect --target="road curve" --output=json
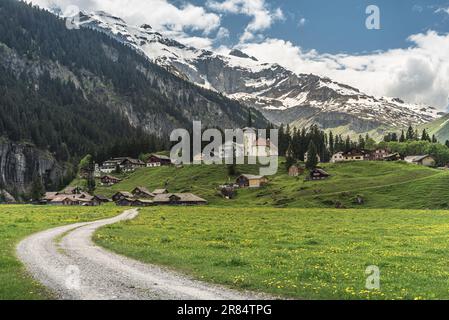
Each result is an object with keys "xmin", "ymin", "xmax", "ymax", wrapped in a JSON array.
[{"xmin": 16, "ymin": 209, "xmax": 269, "ymax": 300}]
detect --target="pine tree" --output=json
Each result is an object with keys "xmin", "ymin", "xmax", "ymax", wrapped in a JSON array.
[
  {"xmin": 305, "ymin": 141, "xmax": 318, "ymax": 170},
  {"xmin": 30, "ymin": 174, "xmax": 45, "ymax": 201},
  {"xmin": 399, "ymin": 130, "xmax": 406, "ymax": 142},
  {"xmin": 432, "ymin": 135, "xmax": 438, "ymax": 143},
  {"xmin": 406, "ymin": 125, "xmax": 414, "ymax": 141}
]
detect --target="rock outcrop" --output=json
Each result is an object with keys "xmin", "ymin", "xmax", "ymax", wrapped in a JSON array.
[{"xmin": 0, "ymin": 140, "xmax": 68, "ymax": 199}]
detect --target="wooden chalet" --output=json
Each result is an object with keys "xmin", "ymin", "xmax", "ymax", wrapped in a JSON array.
[
  {"xmin": 368, "ymin": 149, "xmax": 390, "ymax": 161},
  {"xmin": 288, "ymin": 165, "xmax": 304, "ymax": 177},
  {"xmin": 405, "ymin": 155, "xmax": 436, "ymax": 167},
  {"xmin": 132, "ymin": 187, "xmax": 154, "ymax": 198},
  {"xmin": 94, "ymin": 195, "xmax": 110, "ymax": 203},
  {"xmin": 132, "ymin": 199, "xmax": 154, "ymax": 207},
  {"xmin": 112, "ymin": 191, "xmax": 134, "ymax": 202},
  {"xmin": 309, "ymin": 169, "xmax": 330, "ymax": 180},
  {"xmin": 236, "ymin": 174, "xmax": 268, "ymax": 188},
  {"xmin": 146, "ymin": 154, "xmax": 172, "ymax": 167},
  {"xmin": 116, "ymin": 197, "xmax": 135, "ymax": 206},
  {"xmin": 49, "ymin": 194, "xmax": 101, "ymax": 206},
  {"xmin": 152, "ymin": 193, "xmax": 208, "ymax": 206},
  {"xmin": 100, "ymin": 175, "xmax": 122, "ymax": 186},
  {"xmin": 383, "ymin": 153, "xmax": 401, "ymax": 161}
]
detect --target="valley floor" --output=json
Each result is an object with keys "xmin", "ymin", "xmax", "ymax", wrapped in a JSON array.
[
  {"xmin": 95, "ymin": 207, "xmax": 449, "ymax": 300},
  {"xmin": 2, "ymin": 204, "xmax": 449, "ymax": 300}
]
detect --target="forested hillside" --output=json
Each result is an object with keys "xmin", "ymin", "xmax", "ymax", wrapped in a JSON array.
[{"xmin": 0, "ymin": 0, "xmax": 265, "ymax": 162}]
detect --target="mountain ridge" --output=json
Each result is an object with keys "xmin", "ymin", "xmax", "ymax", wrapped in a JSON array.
[{"xmin": 64, "ymin": 9, "xmax": 444, "ymax": 137}]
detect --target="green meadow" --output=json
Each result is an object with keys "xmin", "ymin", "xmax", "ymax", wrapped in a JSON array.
[
  {"xmin": 95, "ymin": 207, "xmax": 449, "ymax": 300},
  {"xmin": 83, "ymin": 161, "xmax": 449, "ymax": 209},
  {"xmin": 0, "ymin": 205, "xmax": 122, "ymax": 300},
  {"xmin": 3, "ymin": 161, "xmax": 449, "ymax": 300}
]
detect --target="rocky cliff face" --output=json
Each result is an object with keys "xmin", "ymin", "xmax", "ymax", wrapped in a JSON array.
[{"xmin": 0, "ymin": 140, "xmax": 68, "ymax": 199}]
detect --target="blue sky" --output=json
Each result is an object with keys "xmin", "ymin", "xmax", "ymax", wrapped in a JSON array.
[
  {"xmin": 33, "ymin": 0, "xmax": 449, "ymax": 109},
  {"xmin": 175, "ymin": 0, "xmax": 449, "ymax": 54}
]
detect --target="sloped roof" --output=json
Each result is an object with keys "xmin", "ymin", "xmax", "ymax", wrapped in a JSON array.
[
  {"xmin": 150, "ymin": 154, "xmax": 171, "ymax": 161},
  {"xmin": 312, "ymin": 169, "xmax": 330, "ymax": 176},
  {"xmin": 153, "ymin": 189, "xmax": 168, "ymax": 194},
  {"xmin": 405, "ymin": 155, "xmax": 433, "ymax": 162},
  {"xmin": 153, "ymin": 193, "xmax": 207, "ymax": 203},
  {"xmin": 113, "ymin": 191, "xmax": 134, "ymax": 198},
  {"xmin": 132, "ymin": 187, "xmax": 154, "ymax": 196}
]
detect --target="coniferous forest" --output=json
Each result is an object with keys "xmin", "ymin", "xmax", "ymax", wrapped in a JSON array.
[{"xmin": 0, "ymin": 0, "xmax": 265, "ymax": 164}]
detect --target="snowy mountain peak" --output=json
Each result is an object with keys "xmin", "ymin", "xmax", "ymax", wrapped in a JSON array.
[{"xmin": 65, "ymin": 10, "xmax": 443, "ymax": 134}]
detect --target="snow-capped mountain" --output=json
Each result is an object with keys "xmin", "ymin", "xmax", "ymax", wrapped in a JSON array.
[{"xmin": 66, "ymin": 10, "xmax": 443, "ymax": 135}]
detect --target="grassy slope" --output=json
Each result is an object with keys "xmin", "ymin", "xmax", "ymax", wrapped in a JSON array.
[
  {"xmin": 0, "ymin": 205, "xmax": 122, "ymax": 300},
  {"xmin": 83, "ymin": 161, "xmax": 448, "ymax": 209},
  {"xmin": 95, "ymin": 207, "xmax": 449, "ymax": 300},
  {"xmin": 418, "ymin": 114, "xmax": 449, "ymax": 142}
]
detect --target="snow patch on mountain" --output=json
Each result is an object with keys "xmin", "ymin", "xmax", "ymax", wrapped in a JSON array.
[{"xmin": 62, "ymin": 10, "xmax": 443, "ymax": 130}]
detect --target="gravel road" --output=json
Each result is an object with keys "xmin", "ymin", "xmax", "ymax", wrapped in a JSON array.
[{"xmin": 16, "ymin": 209, "xmax": 269, "ymax": 300}]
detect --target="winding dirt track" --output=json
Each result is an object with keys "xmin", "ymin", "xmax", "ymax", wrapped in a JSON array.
[{"xmin": 16, "ymin": 209, "xmax": 268, "ymax": 300}]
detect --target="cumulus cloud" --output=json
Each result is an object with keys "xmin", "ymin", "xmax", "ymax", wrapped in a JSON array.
[
  {"xmin": 206, "ymin": 0, "xmax": 284, "ymax": 42},
  {"xmin": 31, "ymin": 0, "xmax": 221, "ymax": 34},
  {"xmin": 238, "ymin": 31, "xmax": 449, "ymax": 110}
]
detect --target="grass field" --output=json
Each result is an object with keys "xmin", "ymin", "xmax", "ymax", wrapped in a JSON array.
[
  {"xmin": 0, "ymin": 205, "xmax": 122, "ymax": 300},
  {"xmin": 95, "ymin": 207, "xmax": 449, "ymax": 300},
  {"xmin": 81, "ymin": 161, "xmax": 449, "ymax": 209}
]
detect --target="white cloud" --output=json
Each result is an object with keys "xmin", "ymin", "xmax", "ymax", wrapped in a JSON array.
[
  {"xmin": 206, "ymin": 0, "xmax": 284, "ymax": 43},
  {"xmin": 435, "ymin": 7, "xmax": 449, "ymax": 15},
  {"xmin": 238, "ymin": 31, "xmax": 449, "ymax": 110},
  {"xmin": 31, "ymin": 0, "xmax": 221, "ymax": 34},
  {"xmin": 298, "ymin": 18, "xmax": 306, "ymax": 27}
]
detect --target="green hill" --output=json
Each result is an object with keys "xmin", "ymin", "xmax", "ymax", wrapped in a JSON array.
[
  {"xmin": 79, "ymin": 160, "xmax": 449, "ymax": 209},
  {"xmin": 418, "ymin": 114, "xmax": 449, "ymax": 143}
]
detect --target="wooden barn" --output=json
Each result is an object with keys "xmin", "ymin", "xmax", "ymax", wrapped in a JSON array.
[
  {"xmin": 132, "ymin": 187, "xmax": 154, "ymax": 198},
  {"xmin": 112, "ymin": 191, "xmax": 134, "ymax": 202},
  {"xmin": 309, "ymin": 169, "xmax": 330, "ymax": 180},
  {"xmin": 152, "ymin": 193, "xmax": 207, "ymax": 206},
  {"xmin": 146, "ymin": 154, "xmax": 172, "ymax": 167},
  {"xmin": 100, "ymin": 175, "xmax": 122, "ymax": 186},
  {"xmin": 288, "ymin": 165, "xmax": 304, "ymax": 177},
  {"xmin": 236, "ymin": 174, "xmax": 268, "ymax": 188}
]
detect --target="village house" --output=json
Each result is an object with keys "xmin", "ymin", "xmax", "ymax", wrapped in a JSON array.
[
  {"xmin": 100, "ymin": 157, "xmax": 145, "ymax": 173},
  {"xmin": 132, "ymin": 187, "xmax": 154, "ymax": 198},
  {"xmin": 331, "ymin": 149, "xmax": 369, "ymax": 163},
  {"xmin": 384, "ymin": 153, "xmax": 401, "ymax": 161},
  {"xmin": 152, "ymin": 193, "xmax": 208, "ymax": 206},
  {"xmin": 404, "ymin": 155, "xmax": 436, "ymax": 167},
  {"xmin": 132, "ymin": 199, "xmax": 154, "ymax": 207},
  {"xmin": 48, "ymin": 193, "xmax": 101, "ymax": 206},
  {"xmin": 146, "ymin": 154, "xmax": 172, "ymax": 167},
  {"xmin": 236, "ymin": 174, "xmax": 268, "ymax": 188},
  {"xmin": 369, "ymin": 149, "xmax": 390, "ymax": 161},
  {"xmin": 100, "ymin": 175, "xmax": 122, "ymax": 186},
  {"xmin": 288, "ymin": 165, "xmax": 304, "ymax": 177},
  {"xmin": 94, "ymin": 195, "xmax": 110, "ymax": 203},
  {"xmin": 330, "ymin": 152, "xmax": 344, "ymax": 163},
  {"xmin": 309, "ymin": 169, "xmax": 330, "ymax": 180},
  {"xmin": 116, "ymin": 197, "xmax": 136, "ymax": 207},
  {"xmin": 112, "ymin": 191, "xmax": 135, "ymax": 202}
]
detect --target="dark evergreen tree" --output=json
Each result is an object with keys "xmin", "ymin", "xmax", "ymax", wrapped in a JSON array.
[{"xmin": 305, "ymin": 141, "xmax": 318, "ymax": 170}]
